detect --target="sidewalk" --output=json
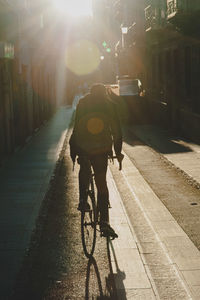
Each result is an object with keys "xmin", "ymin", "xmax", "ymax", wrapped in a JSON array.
[
  {"xmin": 107, "ymin": 124, "xmax": 200, "ymax": 299},
  {"xmin": 109, "ymin": 149, "xmax": 200, "ymax": 299},
  {"xmin": 111, "ymin": 85, "xmax": 200, "ymax": 186},
  {"xmin": 0, "ymin": 106, "xmax": 73, "ymax": 299},
  {"xmin": 130, "ymin": 125, "xmax": 200, "ymax": 188}
]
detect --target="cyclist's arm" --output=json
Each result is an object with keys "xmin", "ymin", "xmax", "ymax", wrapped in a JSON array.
[
  {"xmin": 69, "ymin": 101, "xmax": 83, "ymax": 162},
  {"xmin": 109, "ymin": 103, "xmax": 123, "ymax": 156}
]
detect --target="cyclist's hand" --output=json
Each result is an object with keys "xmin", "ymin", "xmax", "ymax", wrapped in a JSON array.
[
  {"xmin": 70, "ymin": 152, "xmax": 76, "ymax": 163},
  {"xmin": 116, "ymin": 153, "xmax": 124, "ymax": 170},
  {"xmin": 116, "ymin": 153, "xmax": 124, "ymax": 163}
]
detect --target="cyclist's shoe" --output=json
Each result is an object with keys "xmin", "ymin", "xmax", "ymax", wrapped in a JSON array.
[
  {"xmin": 77, "ymin": 200, "xmax": 90, "ymax": 212},
  {"xmin": 100, "ymin": 223, "xmax": 118, "ymax": 239}
]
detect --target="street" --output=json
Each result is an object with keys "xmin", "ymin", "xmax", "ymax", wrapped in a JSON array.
[
  {"xmin": 11, "ymin": 111, "xmax": 200, "ymax": 299},
  {"xmin": 1, "ymin": 0, "xmax": 200, "ymax": 299}
]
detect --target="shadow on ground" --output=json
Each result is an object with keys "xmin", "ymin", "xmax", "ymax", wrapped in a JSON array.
[
  {"xmin": 109, "ymin": 90, "xmax": 194, "ymax": 155},
  {"xmin": 11, "ymin": 131, "xmax": 127, "ymax": 300},
  {"xmin": 122, "ymin": 125, "xmax": 193, "ymax": 156}
]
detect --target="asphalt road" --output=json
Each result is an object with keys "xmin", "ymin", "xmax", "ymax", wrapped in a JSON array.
[
  {"xmin": 12, "ymin": 125, "xmax": 200, "ymax": 299},
  {"xmin": 12, "ymin": 131, "xmax": 117, "ymax": 300}
]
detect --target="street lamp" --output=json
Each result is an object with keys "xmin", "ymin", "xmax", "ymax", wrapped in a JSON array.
[
  {"xmin": 121, "ymin": 25, "xmax": 128, "ymax": 48},
  {"xmin": 120, "ymin": 25, "xmax": 128, "ymax": 75}
]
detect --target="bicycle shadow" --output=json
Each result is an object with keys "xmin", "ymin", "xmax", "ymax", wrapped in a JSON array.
[
  {"xmin": 84, "ymin": 237, "xmax": 127, "ymax": 299},
  {"xmin": 106, "ymin": 238, "xmax": 127, "ymax": 300},
  {"xmin": 85, "ymin": 256, "xmax": 104, "ymax": 300},
  {"xmin": 85, "ymin": 255, "xmax": 116, "ymax": 300}
]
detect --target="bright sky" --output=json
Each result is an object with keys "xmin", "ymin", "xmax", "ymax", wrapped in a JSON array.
[{"xmin": 52, "ymin": 0, "xmax": 93, "ymax": 18}]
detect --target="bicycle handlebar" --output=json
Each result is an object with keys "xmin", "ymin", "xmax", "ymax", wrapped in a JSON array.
[{"xmin": 72, "ymin": 154, "xmax": 124, "ymax": 171}]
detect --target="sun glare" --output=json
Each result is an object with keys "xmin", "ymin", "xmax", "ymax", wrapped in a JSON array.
[
  {"xmin": 65, "ymin": 39, "xmax": 100, "ymax": 75},
  {"xmin": 53, "ymin": 0, "xmax": 93, "ymax": 17}
]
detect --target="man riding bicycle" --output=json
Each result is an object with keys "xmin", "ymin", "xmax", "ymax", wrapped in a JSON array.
[{"xmin": 69, "ymin": 83, "xmax": 123, "ymax": 238}]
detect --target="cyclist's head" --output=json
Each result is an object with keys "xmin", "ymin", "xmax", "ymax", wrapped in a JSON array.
[{"xmin": 90, "ymin": 83, "xmax": 107, "ymax": 97}]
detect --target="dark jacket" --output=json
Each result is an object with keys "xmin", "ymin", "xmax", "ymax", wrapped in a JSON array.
[{"xmin": 69, "ymin": 93, "xmax": 122, "ymax": 158}]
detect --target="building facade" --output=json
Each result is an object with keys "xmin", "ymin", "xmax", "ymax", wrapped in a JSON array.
[
  {"xmin": 114, "ymin": 0, "xmax": 200, "ymax": 140},
  {"xmin": 114, "ymin": 0, "xmax": 146, "ymax": 79},
  {"xmin": 92, "ymin": 0, "xmax": 120, "ymax": 82},
  {"xmin": 144, "ymin": 0, "xmax": 200, "ymax": 138},
  {"xmin": 0, "ymin": 0, "xmax": 57, "ymax": 164}
]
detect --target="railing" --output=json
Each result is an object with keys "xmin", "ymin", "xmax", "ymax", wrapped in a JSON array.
[
  {"xmin": 167, "ymin": 0, "xmax": 200, "ymax": 16},
  {"xmin": 167, "ymin": 0, "xmax": 177, "ymax": 16},
  {"xmin": 145, "ymin": 5, "xmax": 156, "ymax": 31},
  {"xmin": 145, "ymin": 5, "xmax": 165, "ymax": 31}
]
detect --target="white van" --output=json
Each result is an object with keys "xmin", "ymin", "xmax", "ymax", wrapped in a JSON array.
[{"xmin": 117, "ymin": 76, "xmax": 143, "ymax": 96}]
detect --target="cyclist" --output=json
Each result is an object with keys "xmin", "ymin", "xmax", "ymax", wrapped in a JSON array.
[{"xmin": 69, "ymin": 83, "xmax": 123, "ymax": 238}]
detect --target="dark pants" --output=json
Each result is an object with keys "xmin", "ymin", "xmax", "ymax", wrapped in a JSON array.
[{"xmin": 78, "ymin": 154, "xmax": 109, "ymax": 223}]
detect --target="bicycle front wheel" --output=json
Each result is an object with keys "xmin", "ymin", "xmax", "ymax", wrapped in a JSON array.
[{"xmin": 81, "ymin": 180, "xmax": 96, "ymax": 258}]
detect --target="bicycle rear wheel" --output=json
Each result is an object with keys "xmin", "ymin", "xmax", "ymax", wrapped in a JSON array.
[{"xmin": 81, "ymin": 179, "xmax": 97, "ymax": 258}]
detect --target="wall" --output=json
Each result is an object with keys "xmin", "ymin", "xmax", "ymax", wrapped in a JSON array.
[
  {"xmin": 180, "ymin": 109, "xmax": 200, "ymax": 143},
  {"xmin": 0, "ymin": 4, "xmax": 57, "ymax": 165}
]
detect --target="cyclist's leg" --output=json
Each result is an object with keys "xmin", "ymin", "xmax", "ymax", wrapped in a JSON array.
[
  {"xmin": 90, "ymin": 154, "xmax": 109, "ymax": 224},
  {"xmin": 90, "ymin": 154, "xmax": 118, "ymax": 238},
  {"xmin": 78, "ymin": 156, "xmax": 91, "ymax": 209}
]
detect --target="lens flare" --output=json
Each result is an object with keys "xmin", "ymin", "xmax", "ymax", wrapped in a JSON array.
[
  {"xmin": 87, "ymin": 117, "xmax": 104, "ymax": 135},
  {"xmin": 65, "ymin": 40, "xmax": 101, "ymax": 75}
]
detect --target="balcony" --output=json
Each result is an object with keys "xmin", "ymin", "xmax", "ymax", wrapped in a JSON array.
[
  {"xmin": 145, "ymin": 5, "xmax": 165, "ymax": 32},
  {"xmin": 126, "ymin": 23, "xmax": 140, "ymax": 47},
  {"xmin": 144, "ymin": 4, "xmax": 167, "ymax": 43},
  {"xmin": 167, "ymin": 0, "xmax": 200, "ymax": 18},
  {"xmin": 167, "ymin": 0, "xmax": 200, "ymax": 35},
  {"xmin": 167, "ymin": 0, "xmax": 176, "ymax": 18}
]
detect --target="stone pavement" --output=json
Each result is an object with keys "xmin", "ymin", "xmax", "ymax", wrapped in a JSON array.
[
  {"xmin": 0, "ymin": 106, "xmax": 73, "ymax": 299},
  {"xmin": 109, "ymin": 147, "xmax": 200, "ymax": 299},
  {"xmin": 107, "ymin": 124, "xmax": 200, "ymax": 299}
]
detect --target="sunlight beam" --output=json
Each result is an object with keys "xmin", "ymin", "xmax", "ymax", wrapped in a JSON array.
[{"xmin": 52, "ymin": 0, "xmax": 93, "ymax": 18}]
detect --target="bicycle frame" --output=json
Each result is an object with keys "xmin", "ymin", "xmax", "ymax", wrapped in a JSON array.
[{"xmin": 79, "ymin": 155, "xmax": 123, "ymax": 257}]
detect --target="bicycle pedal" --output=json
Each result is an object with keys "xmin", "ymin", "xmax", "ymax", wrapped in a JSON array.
[{"xmin": 100, "ymin": 230, "xmax": 118, "ymax": 239}]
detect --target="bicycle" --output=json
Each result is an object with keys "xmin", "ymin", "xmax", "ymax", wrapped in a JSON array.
[{"xmin": 79, "ymin": 155, "xmax": 123, "ymax": 258}]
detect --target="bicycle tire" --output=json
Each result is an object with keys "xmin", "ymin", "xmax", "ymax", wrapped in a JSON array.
[{"xmin": 81, "ymin": 178, "xmax": 97, "ymax": 258}]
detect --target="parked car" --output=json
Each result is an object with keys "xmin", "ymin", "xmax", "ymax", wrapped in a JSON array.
[
  {"xmin": 116, "ymin": 76, "xmax": 146, "ymax": 124},
  {"xmin": 117, "ymin": 76, "xmax": 144, "ymax": 97}
]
